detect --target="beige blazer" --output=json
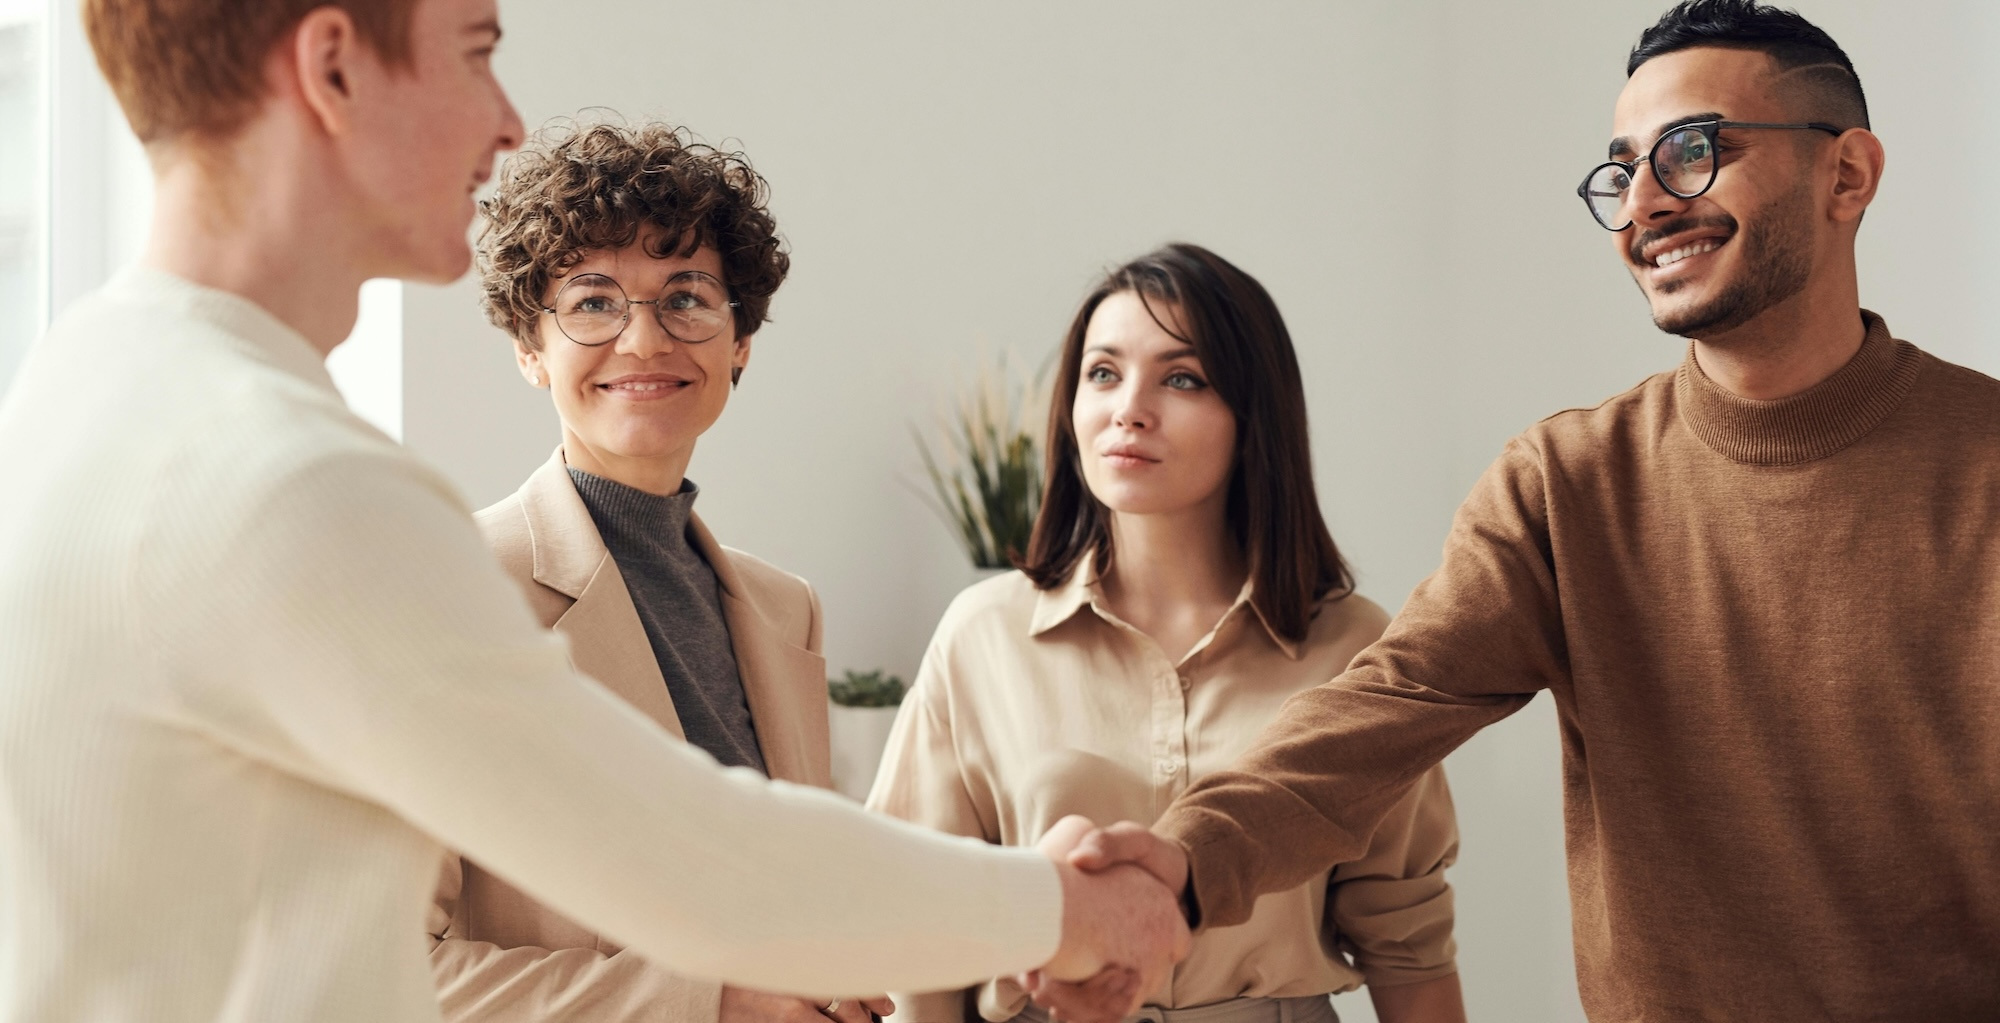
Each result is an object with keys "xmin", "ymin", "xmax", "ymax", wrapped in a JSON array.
[{"xmin": 428, "ymin": 449, "xmax": 832, "ymax": 1022}]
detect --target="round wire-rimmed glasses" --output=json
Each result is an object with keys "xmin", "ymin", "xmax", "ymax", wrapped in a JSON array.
[
  {"xmin": 540, "ymin": 271, "xmax": 740, "ymax": 346},
  {"xmin": 1577, "ymin": 120, "xmax": 1843, "ymax": 231}
]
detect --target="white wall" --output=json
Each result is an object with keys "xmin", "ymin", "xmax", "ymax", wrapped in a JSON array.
[{"xmin": 401, "ymin": 4, "xmax": 2000, "ymax": 1021}]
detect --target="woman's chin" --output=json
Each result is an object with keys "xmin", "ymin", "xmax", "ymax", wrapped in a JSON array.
[
  {"xmin": 574, "ymin": 430, "xmax": 699, "ymax": 465},
  {"xmin": 1096, "ymin": 491, "xmax": 1203, "ymax": 519}
]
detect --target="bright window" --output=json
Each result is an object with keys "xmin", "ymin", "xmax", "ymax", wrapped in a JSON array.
[
  {"xmin": 0, "ymin": 2, "xmax": 401, "ymax": 437},
  {"xmin": 0, "ymin": 0, "xmax": 43, "ymax": 393}
]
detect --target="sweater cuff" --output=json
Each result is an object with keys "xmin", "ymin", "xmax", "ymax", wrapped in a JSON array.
[
  {"xmin": 978, "ymin": 846, "xmax": 1065, "ymax": 974},
  {"xmin": 668, "ymin": 973, "xmax": 724, "ymax": 1023},
  {"xmin": 1156, "ymin": 807, "xmax": 1253, "ymax": 933}
]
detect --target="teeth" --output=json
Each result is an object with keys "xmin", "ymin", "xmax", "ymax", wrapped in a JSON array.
[
  {"xmin": 606, "ymin": 381, "xmax": 678, "ymax": 392},
  {"xmin": 1655, "ymin": 240, "xmax": 1720, "ymax": 268}
]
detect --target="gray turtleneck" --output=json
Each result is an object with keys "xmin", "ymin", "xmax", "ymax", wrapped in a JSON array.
[{"xmin": 568, "ymin": 467, "xmax": 767, "ymax": 775}]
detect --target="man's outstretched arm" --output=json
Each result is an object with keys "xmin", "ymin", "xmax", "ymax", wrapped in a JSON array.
[
  {"xmin": 1155, "ymin": 436, "xmax": 1565, "ymax": 929},
  {"xmin": 168, "ymin": 446, "xmax": 1190, "ymax": 1002},
  {"xmin": 1034, "ymin": 436, "xmax": 1570, "ymax": 1022}
]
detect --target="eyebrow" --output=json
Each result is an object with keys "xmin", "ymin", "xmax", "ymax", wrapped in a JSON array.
[
  {"xmin": 465, "ymin": 18, "xmax": 503, "ymax": 43},
  {"xmin": 1083, "ymin": 343, "xmax": 1200, "ymax": 362},
  {"xmin": 1608, "ymin": 111, "xmax": 1725, "ymax": 159}
]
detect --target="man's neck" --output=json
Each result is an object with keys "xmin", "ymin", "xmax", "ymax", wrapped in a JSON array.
[
  {"xmin": 1689, "ymin": 280, "xmax": 1867, "ymax": 401},
  {"xmin": 140, "ymin": 129, "xmax": 371, "ymax": 357}
]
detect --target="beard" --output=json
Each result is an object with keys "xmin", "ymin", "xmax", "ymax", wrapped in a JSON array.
[{"xmin": 1631, "ymin": 181, "xmax": 1815, "ymax": 339}]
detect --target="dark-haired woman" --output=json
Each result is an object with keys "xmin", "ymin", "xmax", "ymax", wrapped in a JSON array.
[
  {"xmin": 869, "ymin": 244, "xmax": 1465, "ymax": 1023},
  {"xmin": 427, "ymin": 120, "xmax": 889, "ymax": 1023}
]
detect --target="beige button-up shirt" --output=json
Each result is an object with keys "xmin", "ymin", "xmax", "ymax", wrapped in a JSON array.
[{"xmin": 869, "ymin": 567, "xmax": 1459, "ymax": 1023}]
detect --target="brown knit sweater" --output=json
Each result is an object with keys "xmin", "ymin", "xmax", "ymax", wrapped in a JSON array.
[{"xmin": 1158, "ymin": 312, "xmax": 2000, "ymax": 1021}]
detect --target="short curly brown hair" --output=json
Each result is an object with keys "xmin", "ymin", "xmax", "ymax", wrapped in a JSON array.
[{"xmin": 477, "ymin": 119, "xmax": 789, "ymax": 351}]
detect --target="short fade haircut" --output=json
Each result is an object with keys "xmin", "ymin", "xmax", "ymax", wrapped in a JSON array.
[
  {"xmin": 477, "ymin": 120, "xmax": 790, "ymax": 351},
  {"xmin": 1628, "ymin": 0, "xmax": 1869, "ymax": 130},
  {"xmin": 84, "ymin": 0, "xmax": 416, "ymax": 144}
]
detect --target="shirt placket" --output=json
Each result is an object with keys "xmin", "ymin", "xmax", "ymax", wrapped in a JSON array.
[
  {"xmin": 1151, "ymin": 645, "xmax": 1192, "ymax": 807},
  {"xmin": 1086, "ymin": 605, "xmax": 1196, "ymax": 810}
]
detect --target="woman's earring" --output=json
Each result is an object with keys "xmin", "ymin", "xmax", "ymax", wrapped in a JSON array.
[
  {"xmin": 530, "ymin": 372, "xmax": 542, "ymax": 386},
  {"xmin": 730, "ymin": 367, "xmax": 742, "ymax": 389}
]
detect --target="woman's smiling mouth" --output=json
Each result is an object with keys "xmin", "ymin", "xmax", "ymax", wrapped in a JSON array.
[{"xmin": 596, "ymin": 375, "xmax": 692, "ymax": 400}]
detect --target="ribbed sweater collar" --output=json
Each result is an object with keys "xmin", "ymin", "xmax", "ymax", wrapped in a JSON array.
[
  {"xmin": 1674, "ymin": 311, "xmax": 1919, "ymax": 466},
  {"xmin": 567, "ymin": 467, "xmax": 699, "ymax": 550},
  {"xmin": 118, "ymin": 266, "xmax": 335, "ymax": 393}
]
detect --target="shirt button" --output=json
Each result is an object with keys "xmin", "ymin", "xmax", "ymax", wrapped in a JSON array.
[
  {"xmin": 1160, "ymin": 758, "xmax": 1182, "ymax": 776},
  {"xmin": 1178, "ymin": 673, "xmax": 1192, "ymax": 690}
]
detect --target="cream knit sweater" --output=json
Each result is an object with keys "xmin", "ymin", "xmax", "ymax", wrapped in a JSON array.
[{"xmin": 0, "ymin": 269, "xmax": 1059, "ymax": 1022}]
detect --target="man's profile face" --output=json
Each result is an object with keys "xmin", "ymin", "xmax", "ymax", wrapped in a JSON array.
[
  {"xmin": 1608, "ymin": 47, "xmax": 1828, "ymax": 338},
  {"xmin": 347, "ymin": 0, "xmax": 525, "ymax": 283}
]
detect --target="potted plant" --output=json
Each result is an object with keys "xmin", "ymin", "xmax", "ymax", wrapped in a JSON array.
[
  {"xmin": 914, "ymin": 353, "xmax": 1047, "ymax": 573},
  {"xmin": 826, "ymin": 669, "xmax": 906, "ymax": 801}
]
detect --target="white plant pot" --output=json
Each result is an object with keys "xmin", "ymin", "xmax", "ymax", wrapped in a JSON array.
[{"xmin": 827, "ymin": 703, "xmax": 902, "ymax": 802}]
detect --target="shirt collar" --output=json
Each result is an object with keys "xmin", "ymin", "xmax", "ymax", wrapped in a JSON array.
[
  {"xmin": 1027, "ymin": 558, "xmax": 1102, "ymax": 636},
  {"xmin": 1028, "ymin": 558, "xmax": 1304, "ymax": 660}
]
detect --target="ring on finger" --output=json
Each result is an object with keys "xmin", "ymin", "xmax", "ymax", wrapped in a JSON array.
[{"xmin": 822, "ymin": 1000, "xmax": 842, "ymax": 1015}]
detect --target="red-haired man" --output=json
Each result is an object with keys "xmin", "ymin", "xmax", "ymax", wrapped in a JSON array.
[{"xmin": 0, "ymin": 2, "xmax": 1185, "ymax": 1020}]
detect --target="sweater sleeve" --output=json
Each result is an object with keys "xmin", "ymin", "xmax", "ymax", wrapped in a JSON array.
[
  {"xmin": 427, "ymin": 853, "xmax": 720, "ymax": 1023},
  {"xmin": 1158, "ymin": 436, "xmax": 1563, "ymax": 931},
  {"xmin": 154, "ymin": 447, "xmax": 1062, "ymax": 999}
]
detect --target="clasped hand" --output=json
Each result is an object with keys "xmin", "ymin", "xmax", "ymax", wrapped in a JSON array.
[
  {"xmin": 1022, "ymin": 816, "xmax": 1196, "ymax": 1023},
  {"xmin": 719, "ymin": 985, "xmax": 893, "ymax": 1023}
]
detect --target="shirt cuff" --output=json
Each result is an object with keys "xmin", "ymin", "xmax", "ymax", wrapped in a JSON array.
[{"xmin": 1357, "ymin": 960, "xmax": 1459, "ymax": 989}]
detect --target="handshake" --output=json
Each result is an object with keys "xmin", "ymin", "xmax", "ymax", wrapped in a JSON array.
[{"xmin": 1021, "ymin": 816, "xmax": 1196, "ymax": 1023}]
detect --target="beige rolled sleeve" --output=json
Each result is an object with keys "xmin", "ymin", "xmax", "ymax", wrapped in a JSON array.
[{"xmin": 1325, "ymin": 767, "xmax": 1460, "ymax": 987}]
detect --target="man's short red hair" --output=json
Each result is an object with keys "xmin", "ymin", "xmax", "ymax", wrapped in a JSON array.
[{"xmin": 84, "ymin": 0, "xmax": 418, "ymax": 144}]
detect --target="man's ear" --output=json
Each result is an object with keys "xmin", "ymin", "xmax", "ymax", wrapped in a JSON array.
[
  {"xmin": 288, "ymin": 6, "xmax": 365, "ymax": 137},
  {"xmin": 1827, "ymin": 128, "xmax": 1885, "ymax": 224}
]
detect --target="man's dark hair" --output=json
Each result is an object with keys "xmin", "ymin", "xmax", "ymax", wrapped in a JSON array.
[{"xmin": 1628, "ymin": 0, "xmax": 1869, "ymax": 130}]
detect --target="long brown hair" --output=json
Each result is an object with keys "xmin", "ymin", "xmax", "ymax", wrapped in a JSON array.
[{"xmin": 1020, "ymin": 243, "xmax": 1352, "ymax": 644}]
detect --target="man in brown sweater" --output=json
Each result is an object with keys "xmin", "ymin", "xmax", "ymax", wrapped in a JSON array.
[{"xmin": 1028, "ymin": 2, "xmax": 1999, "ymax": 1021}]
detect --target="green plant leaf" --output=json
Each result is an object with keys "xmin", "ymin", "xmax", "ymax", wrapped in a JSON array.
[
  {"xmin": 909, "ymin": 351, "xmax": 1049, "ymax": 570},
  {"xmin": 827, "ymin": 669, "xmax": 908, "ymax": 707}
]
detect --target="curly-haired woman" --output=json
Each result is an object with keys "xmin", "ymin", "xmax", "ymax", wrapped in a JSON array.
[{"xmin": 425, "ymin": 120, "xmax": 884, "ymax": 1023}]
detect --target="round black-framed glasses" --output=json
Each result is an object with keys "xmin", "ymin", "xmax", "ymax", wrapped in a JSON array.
[
  {"xmin": 540, "ymin": 270, "xmax": 741, "ymax": 347},
  {"xmin": 1577, "ymin": 120, "xmax": 1843, "ymax": 231}
]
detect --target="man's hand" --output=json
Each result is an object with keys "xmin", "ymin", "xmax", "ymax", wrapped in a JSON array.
[
  {"xmin": 1021, "ymin": 817, "xmax": 1191, "ymax": 1023},
  {"xmin": 1019, "ymin": 819, "xmax": 1196, "ymax": 1023},
  {"xmin": 1067, "ymin": 821, "xmax": 1189, "ymax": 900},
  {"xmin": 720, "ymin": 986, "xmax": 894, "ymax": 1023}
]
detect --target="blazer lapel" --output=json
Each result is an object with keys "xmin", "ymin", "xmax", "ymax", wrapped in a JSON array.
[
  {"xmin": 690, "ymin": 514, "xmax": 830, "ymax": 787},
  {"xmin": 520, "ymin": 450, "xmax": 681, "ymax": 736}
]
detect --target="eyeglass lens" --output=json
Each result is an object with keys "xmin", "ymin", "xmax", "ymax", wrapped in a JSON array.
[
  {"xmin": 553, "ymin": 272, "xmax": 733, "ymax": 346},
  {"xmin": 1583, "ymin": 125, "xmax": 1717, "ymax": 230}
]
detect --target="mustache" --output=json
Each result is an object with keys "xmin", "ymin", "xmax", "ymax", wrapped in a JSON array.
[{"xmin": 1629, "ymin": 214, "xmax": 1738, "ymax": 263}]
